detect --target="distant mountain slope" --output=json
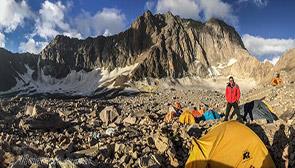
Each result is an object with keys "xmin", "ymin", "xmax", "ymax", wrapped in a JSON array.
[
  {"xmin": 39, "ymin": 11, "xmax": 248, "ymax": 80},
  {"xmin": 0, "ymin": 11, "xmax": 272, "ymax": 96},
  {"xmin": 0, "ymin": 48, "xmax": 37, "ymax": 92},
  {"xmin": 275, "ymin": 48, "xmax": 295, "ymax": 72},
  {"xmin": 274, "ymin": 48, "xmax": 295, "ymax": 83}
]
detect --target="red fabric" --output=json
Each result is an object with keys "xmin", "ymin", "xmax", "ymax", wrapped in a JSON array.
[
  {"xmin": 192, "ymin": 109, "xmax": 204, "ymax": 118},
  {"xmin": 225, "ymin": 83, "xmax": 240, "ymax": 103}
]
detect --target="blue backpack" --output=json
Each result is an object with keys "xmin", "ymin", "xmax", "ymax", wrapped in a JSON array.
[{"xmin": 203, "ymin": 110, "xmax": 221, "ymax": 121}]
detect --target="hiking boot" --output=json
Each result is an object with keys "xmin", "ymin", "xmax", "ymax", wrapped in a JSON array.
[{"xmin": 237, "ymin": 118, "xmax": 244, "ymax": 123}]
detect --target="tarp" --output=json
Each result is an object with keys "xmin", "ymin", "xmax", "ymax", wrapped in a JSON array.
[
  {"xmin": 179, "ymin": 110, "xmax": 196, "ymax": 125},
  {"xmin": 203, "ymin": 110, "xmax": 221, "ymax": 121},
  {"xmin": 185, "ymin": 121, "xmax": 275, "ymax": 168},
  {"xmin": 239, "ymin": 100, "xmax": 278, "ymax": 123},
  {"xmin": 164, "ymin": 111, "xmax": 175, "ymax": 123},
  {"xmin": 192, "ymin": 109, "xmax": 204, "ymax": 118}
]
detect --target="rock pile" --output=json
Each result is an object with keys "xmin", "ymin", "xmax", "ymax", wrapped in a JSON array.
[
  {"xmin": 249, "ymin": 120, "xmax": 295, "ymax": 168},
  {"xmin": 244, "ymin": 84, "xmax": 295, "ymax": 120},
  {"xmin": 0, "ymin": 85, "xmax": 294, "ymax": 167}
]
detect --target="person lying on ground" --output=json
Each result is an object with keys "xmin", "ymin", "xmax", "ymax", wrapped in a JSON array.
[{"xmin": 191, "ymin": 106, "xmax": 204, "ymax": 122}]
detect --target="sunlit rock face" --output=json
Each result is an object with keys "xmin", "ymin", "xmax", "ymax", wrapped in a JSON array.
[{"xmin": 0, "ymin": 11, "xmax": 273, "ymax": 96}]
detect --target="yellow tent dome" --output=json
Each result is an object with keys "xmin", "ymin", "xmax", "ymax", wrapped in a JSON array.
[{"xmin": 185, "ymin": 121, "xmax": 275, "ymax": 168}]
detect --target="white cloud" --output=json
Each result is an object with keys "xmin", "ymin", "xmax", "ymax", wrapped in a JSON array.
[
  {"xmin": 103, "ymin": 29, "xmax": 112, "ymax": 37},
  {"xmin": 242, "ymin": 34, "xmax": 295, "ymax": 57},
  {"xmin": 1, "ymin": 1, "xmax": 128, "ymax": 53},
  {"xmin": 238, "ymin": 0, "xmax": 268, "ymax": 7},
  {"xmin": 238, "ymin": 0, "xmax": 248, "ymax": 3},
  {"xmin": 199, "ymin": 0, "xmax": 238, "ymax": 26},
  {"xmin": 19, "ymin": 38, "xmax": 48, "ymax": 54},
  {"xmin": 0, "ymin": 32, "xmax": 5, "ymax": 48},
  {"xmin": 155, "ymin": 0, "xmax": 237, "ymax": 26},
  {"xmin": 75, "ymin": 8, "xmax": 126, "ymax": 37},
  {"xmin": 33, "ymin": 0, "xmax": 81, "ymax": 40},
  {"xmin": 19, "ymin": 0, "xmax": 82, "ymax": 53},
  {"xmin": 17, "ymin": 2, "xmax": 127, "ymax": 53},
  {"xmin": 0, "ymin": 0, "xmax": 33, "ymax": 33},
  {"xmin": 253, "ymin": 0, "xmax": 268, "ymax": 7},
  {"xmin": 156, "ymin": 0, "xmax": 201, "ymax": 20},
  {"xmin": 145, "ymin": 1, "xmax": 156, "ymax": 10},
  {"xmin": 263, "ymin": 56, "xmax": 280, "ymax": 65}
]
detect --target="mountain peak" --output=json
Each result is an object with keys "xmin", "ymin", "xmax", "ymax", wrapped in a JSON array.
[
  {"xmin": 0, "ymin": 10, "xmax": 261, "ymax": 96},
  {"xmin": 206, "ymin": 18, "xmax": 233, "ymax": 28},
  {"xmin": 207, "ymin": 18, "xmax": 225, "ymax": 23},
  {"xmin": 143, "ymin": 10, "xmax": 153, "ymax": 18},
  {"xmin": 164, "ymin": 11, "xmax": 174, "ymax": 17}
]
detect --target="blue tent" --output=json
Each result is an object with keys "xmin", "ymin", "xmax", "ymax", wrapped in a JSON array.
[{"xmin": 203, "ymin": 110, "xmax": 221, "ymax": 121}]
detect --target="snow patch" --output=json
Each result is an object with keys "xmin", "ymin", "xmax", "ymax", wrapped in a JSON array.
[
  {"xmin": 0, "ymin": 64, "xmax": 139, "ymax": 97},
  {"xmin": 263, "ymin": 56, "xmax": 280, "ymax": 65},
  {"xmin": 208, "ymin": 66, "xmax": 220, "ymax": 77},
  {"xmin": 100, "ymin": 64, "xmax": 139, "ymax": 85},
  {"xmin": 217, "ymin": 58, "xmax": 237, "ymax": 69},
  {"xmin": 227, "ymin": 58, "xmax": 237, "ymax": 66}
]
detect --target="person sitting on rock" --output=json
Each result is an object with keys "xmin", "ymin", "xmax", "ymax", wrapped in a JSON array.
[
  {"xmin": 271, "ymin": 73, "xmax": 283, "ymax": 86},
  {"xmin": 224, "ymin": 76, "xmax": 242, "ymax": 122},
  {"xmin": 174, "ymin": 102, "xmax": 183, "ymax": 116}
]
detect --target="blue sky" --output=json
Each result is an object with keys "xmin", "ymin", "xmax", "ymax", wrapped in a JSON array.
[{"xmin": 0, "ymin": 0, "xmax": 295, "ymax": 64}]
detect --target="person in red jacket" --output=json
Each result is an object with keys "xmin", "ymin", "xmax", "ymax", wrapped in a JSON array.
[{"xmin": 225, "ymin": 76, "xmax": 242, "ymax": 121}]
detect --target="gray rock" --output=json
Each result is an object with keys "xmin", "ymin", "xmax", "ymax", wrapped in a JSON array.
[
  {"xmin": 123, "ymin": 115, "xmax": 137, "ymax": 125},
  {"xmin": 138, "ymin": 154, "xmax": 161, "ymax": 168},
  {"xmin": 19, "ymin": 113, "xmax": 66, "ymax": 131},
  {"xmin": 114, "ymin": 143, "xmax": 126, "ymax": 154},
  {"xmin": 99, "ymin": 106, "xmax": 119, "ymax": 125},
  {"xmin": 25, "ymin": 105, "xmax": 38, "ymax": 117},
  {"xmin": 73, "ymin": 144, "xmax": 99, "ymax": 157},
  {"xmin": 153, "ymin": 132, "xmax": 170, "ymax": 153}
]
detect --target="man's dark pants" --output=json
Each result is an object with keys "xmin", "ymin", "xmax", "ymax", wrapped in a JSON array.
[
  {"xmin": 243, "ymin": 101, "xmax": 254, "ymax": 121},
  {"xmin": 225, "ymin": 102, "xmax": 242, "ymax": 121}
]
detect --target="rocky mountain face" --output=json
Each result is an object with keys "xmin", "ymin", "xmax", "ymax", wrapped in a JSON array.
[
  {"xmin": 275, "ymin": 48, "xmax": 295, "ymax": 72},
  {"xmin": 0, "ymin": 48, "xmax": 37, "ymax": 92},
  {"xmin": 0, "ymin": 11, "xmax": 272, "ymax": 96},
  {"xmin": 274, "ymin": 49, "xmax": 295, "ymax": 83},
  {"xmin": 260, "ymin": 49, "xmax": 295, "ymax": 85},
  {"xmin": 39, "ymin": 11, "xmax": 254, "ymax": 79}
]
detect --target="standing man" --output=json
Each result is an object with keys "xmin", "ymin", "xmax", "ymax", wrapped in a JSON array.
[{"xmin": 225, "ymin": 76, "xmax": 242, "ymax": 121}]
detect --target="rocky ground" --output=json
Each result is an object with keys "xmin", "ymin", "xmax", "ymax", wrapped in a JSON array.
[{"xmin": 0, "ymin": 84, "xmax": 295, "ymax": 168}]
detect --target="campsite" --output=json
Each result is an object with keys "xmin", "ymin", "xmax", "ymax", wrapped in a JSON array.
[
  {"xmin": 1, "ymin": 0, "xmax": 295, "ymax": 167},
  {"xmin": 1, "ymin": 83, "xmax": 295, "ymax": 167}
]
